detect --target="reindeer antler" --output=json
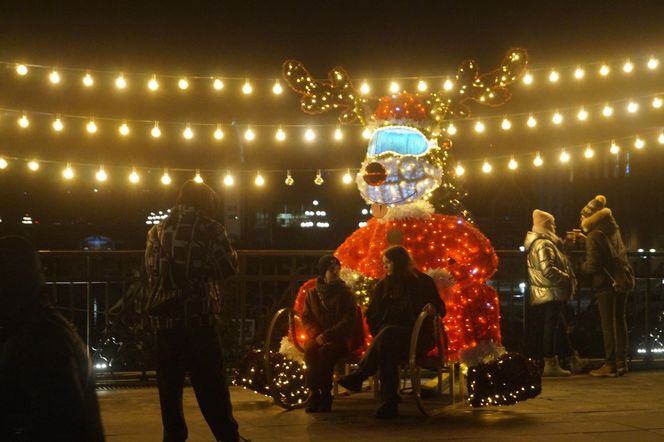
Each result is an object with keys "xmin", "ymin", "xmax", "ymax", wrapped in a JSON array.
[{"xmin": 282, "ymin": 60, "xmax": 372, "ymax": 124}]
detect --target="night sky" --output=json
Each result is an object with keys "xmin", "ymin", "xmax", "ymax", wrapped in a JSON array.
[{"xmin": 0, "ymin": 1, "xmax": 663, "ymax": 249}]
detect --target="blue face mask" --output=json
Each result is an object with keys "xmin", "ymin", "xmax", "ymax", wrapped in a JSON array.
[{"xmin": 367, "ymin": 126, "xmax": 431, "ymax": 157}]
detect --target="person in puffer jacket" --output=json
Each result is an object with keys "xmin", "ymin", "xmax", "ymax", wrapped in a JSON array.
[{"xmin": 524, "ymin": 210, "xmax": 577, "ymax": 377}]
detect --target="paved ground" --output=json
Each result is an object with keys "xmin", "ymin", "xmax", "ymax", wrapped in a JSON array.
[{"xmin": 100, "ymin": 369, "xmax": 664, "ymax": 441}]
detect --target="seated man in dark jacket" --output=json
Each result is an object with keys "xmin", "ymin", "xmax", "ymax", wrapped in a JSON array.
[
  {"xmin": 339, "ymin": 245, "xmax": 445, "ymax": 419},
  {"xmin": 0, "ymin": 236, "xmax": 104, "ymax": 442},
  {"xmin": 301, "ymin": 255, "xmax": 357, "ymax": 413}
]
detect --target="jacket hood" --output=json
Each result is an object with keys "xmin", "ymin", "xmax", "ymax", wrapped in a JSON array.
[{"xmin": 581, "ymin": 208, "xmax": 617, "ymax": 234}]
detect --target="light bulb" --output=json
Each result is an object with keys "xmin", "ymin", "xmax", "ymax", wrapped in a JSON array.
[
  {"xmin": 522, "ymin": 72, "xmax": 533, "ymax": 85},
  {"xmin": 634, "ymin": 137, "xmax": 645, "ymax": 149},
  {"xmin": 193, "ymin": 170, "xmax": 204, "ymax": 183},
  {"xmin": 95, "ymin": 167, "xmax": 107, "ymax": 182},
  {"xmin": 0, "ymin": 157, "xmax": 7, "ymax": 169},
  {"xmin": 304, "ymin": 128, "xmax": 315, "ymax": 141},
  {"xmin": 653, "ymin": 97, "xmax": 663, "ymax": 109},
  {"xmin": 255, "ymin": 172, "xmax": 265, "ymax": 186},
  {"xmin": 574, "ymin": 67, "xmax": 585, "ymax": 79},
  {"xmin": 417, "ymin": 80, "xmax": 427, "ymax": 92},
  {"xmin": 447, "ymin": 123, "xmax": 457, "ymax": 135},
  {"xmin": 548, "ymin": 71, "xmax": 559, "ymax": 82},
  {"xmin": 623, "ymin": 60, "xmax": 634, "ymax": 73},
  {"xmin": 151, "ymin": 123, "xmax": 161, "ymax": 138},
  {"xmin": 527, "ymin": 115, "xmax": 537, "ymax": 128},
  {"xmin": 214, "ymin": 125, "xmax": 224, "ymax": 140},
  {"xmin": 342, "ymin": 170, "xmax": 353, "ymax": 184},
  {"xmin": 52, "ymin": 118, "xmax": 64, "ymax": 132},
  {"xmin": 552, "ymin": 112, "xmax": 563, "ymax": 125},
  {"xmin": 577, "ymin": 108, "xmax": 588, "ymax": 121},
  {"xmin": 285, "ymin": 171, "xmax": 294, "ymax": 186},
  {"xmin": 443, "ymin": 79, "xmax": 454, "ymax": 91},
  {"xmin": 658, "ymin": 133, "xmax": 664, "ymax": 144},
  {"xmin": 584, "ymin": 146, "xmax": 595, "ymax": 158},
  {"xmin": 508, "ymin": 158, "xmax": 518, "ymax": 170},
  {"xmin": 334, "ymin": 127, "xmax": 343, "ymax": 140},
  {"xmin": 627, "ymin": 101, "xmax": 638, "ymax": 113},
  {"xmin": 314, "ymin": 170, "xmax": 324, "ymax": 185},
  {"xmin": 18, "ymin": 114, "xmax": 30, "ymax": 128},
  {"xmin": 272, "ymin": 81, "xmax": 283, "ymax": 95},
  {"xmin": 275, "ymin": 128, "xmax": 286, "ymax": 141},
  {"xmin": 359, "ymin": 81, "xmax": 370, "ymax": 95},
  {"xmin": 129, "ymin": 169, "xmax": 140, "ymax": 183},
  {"xmin": 161, "ymin": 171, "xmax": 171, "ymax": 185},
  {"xmin": 533, "ymin": 153, "xmax": 543, "ymax": 167},
  {"xmin": 559, "ymin": 150, "xmax": 570, "ymax": 163},
  {"xmin": 62, "ymin": 164, "xmax": 74, "ymax": 180},
  {"xmin": 178, "ymin": 78, "xmax": 189, "ymax": 90},
  {"xmin": 49, "ymin": 70, "xmax": 61, "ymax": 84},
  {"xmin": 602, "ymin": 105, "xmax": 614, "ymax": 117},
  {"xmin": 474, "ymin": 121, "xmax": 485, "ymax": 133},
  {"xmin": 119, "ymin": 122, "xmax": 130, "ymax": 136},
  {"xmin": 16, "ymin": 64, "xmax": 28, "ymax": 76},
  {"xmin": 389, "ymin": 81, "xmax": 399, "ymax": 93},
  {"xmin": 213, "ymin": 78, "xmax": 224, "ymax": 90},
  {"xmin": 82, "ymin": 73, "xmax": 94, "ymax": 87},
  {"xmin": 455, "ymin": 164, "xmax": 465, "ymax": 176},
  {"xmin": 244, "ymin": 128, "xmax": 255, "ymax": 141},
  {"xmin": 610, "ymin": 142, "xmax": 620, "ymax": 154},
  {"xmin": 223, "ymin": 173, "xmax": 234, "ymax": 186},
  {"xmin": 648, "ymin": 57, "xmax": 659, "ymax": 70},
  {"xmin": 599, "ymin": 64, "xmax": 610, "ymax": 76},
  {"xmin": 86, "ymin": 119, "xmax": 97, "ymax": 134},
  {"xmin": 115, "ymin": 74, "xmax": 127, "ymax": 89},
  {"xmin": 28, "ymin": 161, "xmax": 39, "ymax": 171},
  {"xmin": 183, "ymin": 125, "xmax": 194, "ymax": 140},
  {"xmin": 242, "ymin": 81, "xmax": 253, "ymax": 94},
  {"xmin": 501, "ymin": 118, "xmax": 511, "ymax": 130},
  {"xmin": 362, "ymin": 127, "xmax": 373, "ymax": 139},
  {"xmin": 481, "ymin": 161, "xmax": 492, "ymax": 174},
  {"xmin": 148, "ymin": 76, "xmax": 159, "ymax": 91}
]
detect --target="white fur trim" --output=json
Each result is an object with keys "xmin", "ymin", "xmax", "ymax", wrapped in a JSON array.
[
  {"xmin": 425, "ymin": 268, "xmax": 456, "ymax": 289},
  {"xmin": 278, "ymin": 337, "xmax": 304, "ymax": 363},
  {"xmin": 382, "ymin": 200, "xmax": 434, "ymax": 221},
  {"xmin": 459, "ymin": 340, "xmax": 506, "ymax": 366}
]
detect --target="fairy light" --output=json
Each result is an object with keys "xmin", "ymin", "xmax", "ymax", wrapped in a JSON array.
[
  {"xmin": 481, "ymin": 160, "xmax": 492, "ymax": 174},
  {"xmin": 0, "ymin": 157, "xmax": 7, "ymax": 169},
  {"xmin": 362, "ymin": 127, "xmax": 373, "ymax": 139},
  {"xmin": 151, "ymin": 122, "xmax": 161, "ymax": 138},
  {"xmin": 223, "ymin": 172, "xmax": 234, "ymax": 186},
  {"xmin": 417, "ymin": 80, "xmax": 427, "ymax": 92},
  {"xmin": 129, "ymin": 169, "xmax": 140, "ymax": 183},
  {"xmin": 86, "ymin": 119, "xmax": 97, "ymax": 134},
  {"xmin": 648, "ymin": 57, "xmax": 659, "ymax": 70},
  {"xmin": 334, "ymin": 127, "xmax": 343, "ymax": 140},
  {"xmin": 18, "ymin": 114, "xmax": 30, "ymax": 128},
  {"xmin": 178, "ymin": 78, "xmax": 189, "ymax": 90},
  {"xmin": 447, "ymin": 123, "xmax": 457, "ymax": 135},
  {"xmin": 455, "ymin": 163, "xmax": 465, "ymax": 176},
  {"xmin": 627, "ymin": 101, "xmax": 639, "ymax": 113},
  {"xmin": 183, "ymin": 124, "xmax": 194, "ymax": 140},
  {"xmin": 359, "ymin": 81, "xmax": 370, "ymax": 95},
  {"xmin": 443, "ymin": 78, "xmax": 454, "ymax": 91},
  {"xmin": 27, "ymin": 161, "xmax": 39, "ymax": 171},
  {"xmin": 533, "ymin": 153, "xmax": 543, "ymax": 167},
  {"xmin": 501, "ymin": 118, "xmax": 511, "ymax": 130},
  {"xmin": 304, "ymin": 128, "xmax": 316, "ymax": 142},
  {"xmin": 115, "ymin": 73, "xmax": 127, "ymax": 89},
  {"xmin": 658, "ymin": 133, "xmax": 664, "ymax": 144},
  {"xmin": 95, "ymin": 166, "xmax": 107, "ymax": 182},
  {"xmin": 62, "ymin": 164, "xmax": 74, "ymax": 180},
  {"xmin": 610, "ymin": 141, "xmax": 620, "ymax": 154},
  {"xmin": 634, "ymin": 137, "xmax": 645, "ymax": 149},
  {"xmin": 119, "ymin": 122, "xmax": 130, "ymax": 136},
  {"xmin": 275, "ymin": 128, "xmax": 286, "ymax": 141},
  {"xmin": 244, "ymin": 128, "xmax": 255, "ymax": 141},
  {"xmin": 342, "ymin": 169, "xmax": 353, "ymax": 184},
  {"xmin": 284, "ymin": 170, "xmax": 294, "ymax": 186},
  {"xmin": 584, "ymin": 145, "xmax": 595, "ymax": 158},
  {"xmin": 214, "ymin": 125, "xmax": 224, "ymax": 140},
  {"xmin": 574, "ymin": 67, "xmax": 585, "ymax": 79},
  {"xmin": 526, "ymin": 115, "xmax": 537, "ymax": 128},
  {"xmin": 148, "ymin": 76, "xmax": 159, "ymax": 91},
  {"xmin": 552, "ymin": 112, "xmax": 563, "ymax": 125},
  {"xmin": 82, "ymin": 73, "xmax": 94, "ymax": 87},
  {"xmin": 242, "ymin": 80, "xmax": 253, "ymax": 94},
  {"xmin": 389, "ymin": 81, "xmax": 400, "ymax": 93},
  {"xmin": 548, "ymin": 70, "xmax": 559, "ymax": 82},
  {"xmin": 161, "ymin": 170, "xmax": 172, "ymax": 185},
  {"xmin": 193, "ymin": 170, "xmax": 204, "ymax": 183},
  {"xmin": 599, "ymin": 64, "xmax": 610, "ymax": 76},
  {"xmin": 16, "ymin": 64, "xmax": 28, "ymax": 76},
  {"xmin": 49, "ymin": 70, "xmax": 61, "ymax": 84},
  {"xmin": 314, "ymin": 170, "xmax": 324, "ymax": 185},
  {"xmin": 213, "ymin": 78, "xmax": 224, "ymax": 90},
  {"xmin": 474, "ymin": 121, "xmax": 485, "ymax": 133},
  {"xmin": 623, "ymin": 60, "xmax": 634, "ymax": 73},
  {"xmin": 559, "ymin": 150, "xmax": 570, "ymax": 163},
  {"xmin": 52, "ymin": 118, "xmax": 64, "ymax": 132},
  {"xmin": 522, "ymin": 72, "xmax": 533, "ymax": 85},
  {"xmin": 653, "ymin": 97, "xmax": 663, "ymax": 109},
  {"xmin": 577, "ymin": 108, "xmax": 588, "ymax": 121},
  {"xmin": 255, "ymin": 172, "xmax": 265, "ymax": 187},
  {"xmin": 602, "ymin": 105, "xmax": 614, "ymax": 117},
  {"xmin": 508, "ymin": 157, "xmax": 518, "ymax": 170},
  {"xmin": 272, "ymin": 80, "xmax": 283, "ymax": 95}
]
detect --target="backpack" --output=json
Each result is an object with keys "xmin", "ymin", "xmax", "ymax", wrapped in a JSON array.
[{"xmin": 598, "ymin": 231, "xmax": 635, "ymax": 293}]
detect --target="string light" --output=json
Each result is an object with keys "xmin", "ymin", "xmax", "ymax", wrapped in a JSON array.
[
  {"xmin": 183, "ymin": 124, "xmax": 194, "ymax": 140},
  {"xmin": 627, "ymin": 101, "xmax": 639, "ymax": 113},
  {"xmin": 213, "ymin": 78, "xmax": 224, "ymax": 90},
  {"xmin": 481, "ymin": 160, "xmax": 492, "ymax": 174},
  {"xmin": 304, "ymin": 128, "xmax": 315, "ymax": 142},
  {"xmin": 151, "ymin": 122, "xmax": 161, "ymax": 138},
  {"xmin": 362, "ymin": 127, "xmax": 373, "ymax": 139},
  {"xmin": 161, "ymin": 170, "xmax": 172, "ymax": 185},
  {"xmin": 0, "ymin": 157, "xmax": 7, "ymax": 169},
  {"xmin": 447, "ymin": 123, "xmax": 457, "ymax": 135},
  {"xmin": 634, "ymin": 137, "xmax": 645, "ymax": 149},
  {"xmin": 16, "ymin": 64, "xmax": 28, "ymax": 76},
  {"xmin": 272, "ymin": 80, "xmax": 283, "ymax": 95},
  {"xmin": 275, "ymin": 127, "xmax": 286, "ymax": 141},
  {"xmin": 86, "ymin": 119, "xmax": 98, "ymax": 134},
  {"xmin": 62, "ymin": 164, "xmax": 74, "ymax": 180},
  {"xmin": 95, "ymin": 166, "xmax": 107, "ymax": 182},
  {"xmin": 255, "ymin": 172, "xmax": 265, "ymax": 186},
  {"xmin": 223, "ymin": 172, "xmax": 234, "ymax": 186},
  {"xmin": 193, "ymin": 170, "xmax": 204, "ymax": 183},
  {"xmin": 18, "ymin": 114, "xmax": 30, "ymax": 128},
  {"xmin": 27, "ymin": 160, "xmax": 39, "ymax": 171},
  {"xmin": 602, "ymin": 104, "xmax": 614, "ymax": 117},
  {"xmin": 501, "ymin": 118, "xmax": 511, "ymax": 130},
  {"xmin": 82, "ymin": 73, "xmax": 94, "ymax": 87},
  {"xmin": 658, "ymin": 133, "xmax": 664, "ymax": 144},
  {"xmin": 623, "ymin": 59, "xmax": 634, "ymax": 73},
  {"xmin": 610, "ymin": 141, "xmax": 620, "ymax": 154},
  {"xmin": 526, "ymin": 115, "xmax": 537, "ymax": 128},
  {"xmin": 129, "ymin": 168, "xmax": 140, "ymax": 183},
  {"xmin": 333, "ymin": 127, "xmax": 343, "ymax": 140},
  {"xmin": 417, "ymin": 80, "xmax": 427, "ymax": 92},
  {"xmin": 119, "ymin": 122, "xmax": 130, "ymax": 136},
  {"xmin": 552, "ymin": 112, "xmax": 563, "ymax": 125},
  {"xmin": 359, "ymin": 81, "xmax": 370, "ymax": 95},
  {"xmin": 214, "ymin": 125, "xmax": 224, "ymax": 140},
  {"xmin": 548, "ymin": 70, "xmax": 559, "ymax": 82},
  {"xmin": 577, "ymin": 108, "xmax": 588, "ymax": 121},
  {"xmin": 244, "ymin": 128, "xmax": 255, "ymax": 141},
  {"xmin": 115, "ymin": 73, "xmax": 127, "ymax": 89},
  {"xmin": 508, "ymin": 157, "xmax": 518, "ymax": 170},
  {"xmin": 389, "ymin": 81, "xmax": 400, "ymax": 93},
  {"xmin": 314, "ymin": 169, "xmax": 324, "ymax": 185},
  {"xmin": 284, "ymin": 170, "xmax": 294, "ymax": 186},
  {"xmin": 474, "ymin": 121, "xmax": 485, "ymax": 133},
  {"xmin": 648, "ymin": 57, "xmax": 659, "ymax": 70},
  {"xmin": 559, "ymin": 150, "xmax": 570, "ymax": 163},
  {"xmin": 242, "ymin": 80, "xmax": 253, "ymax": 94},
  {"xmin": 52, "ymin": 118, "xmax": 64, "ymax": 132},
  {"xmin": 533, "ymin": 153, "xmax": 543, "ymax": 167},
  {"xmin": 522, "ymin": 72, "xmax": 533, "ymax": 85},
  {"xmin": 49, "ymin": 70, "xmax": 61, "ymax": 84},
  {"xmin": 148, "ymin": 76, "xmax": 159, "ymax": 91},
  {"xmin": 455, "ymin": 163, "xmax": 465, "ymax": 176},
  {"xmin": 599, "ymin": 64, "xmax": 610, "ymax": 76},
  {"xmin": 584, "ymin": 145, "xmax": 595, "ymax": 158},
  {"xmin": 342, "ymin": 169, "xmax": 353, "ymax": 184},
  {"xmin": 443, "ymin": 78, "xmax": 454, "ymax": 91},
  {"xmin": 653, "ymin": 97, "xmax": 663, "ymax": 109},
  {"xmin": 574, "ymin": 67, "xmax": 585, "ymax": 79},
  {"xmin": 178, "ymin": 78, "xmax": 189, "ymax": 90}
]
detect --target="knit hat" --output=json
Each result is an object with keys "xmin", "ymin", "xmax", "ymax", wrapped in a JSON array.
[
  {"xmin": 317, "ymin": 255, "xmax": 340, "ymax": 277},
  {"xmin": 532, "ymin": 209, "xmax": 555, "ymax": 235},
  {"xmin": 581, "ymin": 195, "xmax": 607, "ymax": 218}
]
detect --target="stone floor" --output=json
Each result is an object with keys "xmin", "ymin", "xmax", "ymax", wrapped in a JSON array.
[{"xmin": 99, "ymin": 369, "xmax": 664, "ymax": 441}]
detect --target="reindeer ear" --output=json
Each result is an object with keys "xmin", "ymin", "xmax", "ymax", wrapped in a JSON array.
[{"xmin": 282, "ymin": 59, "xmax": 313, "ymax": 95}]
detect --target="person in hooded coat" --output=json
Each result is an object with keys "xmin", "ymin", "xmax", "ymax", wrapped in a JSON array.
[
  {"xmin": 578, "ymin": 195, "xmax": 630, "ymax": 377},
  {"xmin": 301, "ymin": 255, "xmax": 357, "ymax": 413}
]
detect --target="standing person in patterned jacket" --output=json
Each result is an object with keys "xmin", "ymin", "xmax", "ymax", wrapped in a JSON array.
[{"xmin": 145, "ymin": 180, "xmax": 241, "ymax": 442}]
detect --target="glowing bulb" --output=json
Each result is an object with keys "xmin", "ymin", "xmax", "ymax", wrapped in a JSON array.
[
  {"xmin": 474, "ymin": 121, "xmax": 485, "ymax": 133},
  {"xmin": 0, "ymin": 157, "xmax": 7, "ymax": 169},
  {"xmin": 151, "ymin": 123, "xmax": 161, "ymax": 138},
  {"xmin": 285, "ymin": 171, "xmax": 294, "ymax": 186},
  {"xmin": 272, "ymin": 81, "xmax": 283, "ymax": 95},
  {"xmin": 334, "ymin": 127, "xmax": 343, "ymax": 140},
  {"xmin": 255, "ymin": 172, "xmax": 265, "ymax": 186},
  {"xmin": 359, "ymin": 81, "xmax": 370, "ymax": 95},
  {"xmin": 16, "ymin": 64, "xmax": 28, "ymax": 76},
  {"xmin": 148, "ymin": 76, "xmax": 159, "ymax": 91},
  {"xmin": 417, "ymin": 80, "xmax": 427, "ymax": 92},
  {"xmin": 389, "ymin": 81, "xmax": 399, "ymax": 93},
  {"xmin": 599, "ymin": 64, "xmax": 610, "ymax": 76},
  {"xmin": 548, "ymin": 71, "xmax": 559, "ymax": 82},
  {"xmin": 508, "ymin": 158, "xmax": 518, "ymax": 170},
  {"xmin": 342, "ymin": 169, "xmax": 353, "ymax": 184},
  {"xmin": 213, "ymin": 78, "xmax": 224, "ymax": 90},
  {"xmin": 304, "ymin": 128, "xmax": 315, "ymax": 141},
  {"xmin": 647, "ymin": 57, "xmax": 659, "ymax": 70},
  {"xmin": 481, "ymin": 161, "xmax": 492, "ymax": 174},
  {"xmin": 62, "ymin": 164, "xmax": 74, "ymax": 180},
  {"xmin": 443, "ymin": 79, "xmax": 454, "ymax": 91},
  {"xmin": 214, "ymin": 125, "xmax": 224, "ymax": 140},
  {"xmin": 223, "ymin": 173, "xmax": 234, "ymax": 186},
  {"xmin": 129, "ymin": 169, "xmax": 140, "ymax": 183},
  {"xmin": 552, "ymin": 112, "xmax": 563, "ymax": 125},
  {"xmin": 275, "ymin": 128, "xmax": 286, "ymax": 141},
  {"xmin": 94, "ymin": 166, "xmax": 107, "ymax": 182},
  {"xmin": 501, "ymin": 118, "xmax": 511, "ymax": 130},
  {"xmin": 522, "ymin": 72, "xmax": 533, "ymax": 85},
  {"xmin": 526, "ymin": 115, "xmax": 537, "ymax": 128},
  {"xmin": 314, "ymin": 170, "xmax": 324, "ymax": 185},
  {"xmin": 658, "ymin": 133, "xmax": 664, "ymax": 144},
  {"xmin": 82, "ymin": 73, "xmax": 94, "ymax": 87},
  {"xmin": 574, "ymin": 67, "xmax": 585, "ymax": 79},
  {"xmin": 455, "ymin": 163, "xmax": 465, "ymax": 176},
  {"xmin": 559, "ymin": 150, "xmax": 570, "ymax": 163},
  {"xmin": 244, "ymin": 128, "xmax": 255, "ymax": 141},
  {"xmin": 242, "ymin": 81, "xmax": 253, "ymax": 94},
  {"xmin": 653, "ymin": 97, "xmax": 663, "ymax": 108},
  {"xmin": 533, "ymin": 153, "xmax": 543, "ymax": 167},
  {"xmin": 627, "ymin": 101, "xmax": 639, "ymax": 113},
  {"xmin": 584, "ymin": 146, "xmax": 595, "ymax": 158},
  {"xmin": 18, "ymin": 114, "xmax": 30, "ymax": 128},
  {"xmin": 183, "ymin": 125, "xmax": 194, "ymax": 140},
  {"xmin": 622, "ymin": 60, "xmax": 634, "ymax": 73},
  {"xmin": 193, "ymin": 170, "xmax": 204, "ymax": 183},
  {"xmin": 86, "ymin": 119, "xmax": 97, "ymax": 134},
  {"xmin": 49, "ymin": 70, "xmax": 61, "ymax": 84},
  {"xmin": 447, "ymin": 123, "xmax": 457, "ymax": 135},
  {"xmin": 178, "ymin": 78, "xmax": 189, "ymax": 90},
  {"xmin": 52, "ymin": 118, "xmax": 64, "ymax": 132},
  {"xmin": 610, "ymin": 141, "xmax": 620, "ymax": 154},
  {"xmin": 602, "ymin": 105, "xmax": 614, "ymax": 117},
  {"xmin": 577, "ymin": 108, "xmax": 588, "ymax": 121},
  {"xmin": 161, "ymin": 171, "xmax": 171, "ymax": 185},
  {"xmin": 634, "ymin": 137, "xmax": 645, "ymax": 149},
  {"xmin": 362, "ymin": 127, "xmax": 373, "ymax": 139},
  {"xmin": 28, "ymin": 161, "xmax": 39, "ymax": 171},
  {"xmin": 119, "ymin": 122, "xmax": 130, "ymax": 136},
  {"xmin": 115, "ymin": 74, "xmax": 127, "ymax": 89}
]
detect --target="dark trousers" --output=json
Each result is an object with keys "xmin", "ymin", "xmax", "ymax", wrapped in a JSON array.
[
  {"xmin": 537, "ymin": 301, "xmax": 564, "ymax": 358},
  {"xmin": 595, "ymin": 289, "xmax": 628, "ymax": 366},
  {"xmin": 303, "ymin": 340, "xmax": 348, "ymax": 393},
  {"xmin": 528, "ymin": 301, "xmax": 574, "ymax": 360},
  {"xmin": 156, "ymin": 326, "xmax": 238, "ymax": 442},
  {"xmin": 356, "ymin": 326, "xmax": 411, "ymax": 403}
]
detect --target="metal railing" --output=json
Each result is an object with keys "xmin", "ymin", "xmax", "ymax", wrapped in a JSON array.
[{"xmin": 37, "ymin": 249, "xmax": 664, "ymax": 372}]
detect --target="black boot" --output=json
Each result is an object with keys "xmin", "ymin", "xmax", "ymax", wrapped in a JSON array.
[
  {"xmin": 318, "ymin": 390, "xmax": 333, "ymax": 412},
  {"xmin": 305, "ymin": 389, "xmax": 321, "ymax": 413},
  {"xmin": 338, "ymin": 372, "xmax": 364, "ymax": 393},
  {"xmin": 375, "ymin": 400, "xmax": 398, "ymax": 419}
]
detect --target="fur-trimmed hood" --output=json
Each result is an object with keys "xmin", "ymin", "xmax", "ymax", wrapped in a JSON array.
[{"xmin": 581, "ymin": 207, "xmax": 617, "ymax": 234}]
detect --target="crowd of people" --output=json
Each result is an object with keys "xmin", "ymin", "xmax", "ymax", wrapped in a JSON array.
[{"xmin": 0, "ymin": 183, "xmax": 636, "ymax": 440}]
